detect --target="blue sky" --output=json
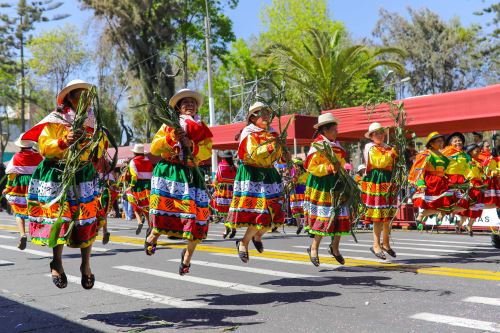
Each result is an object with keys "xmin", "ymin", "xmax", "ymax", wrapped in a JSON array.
[{"xmin": 31, "ymin": 0, "xmax": 494, "ymax": 40}]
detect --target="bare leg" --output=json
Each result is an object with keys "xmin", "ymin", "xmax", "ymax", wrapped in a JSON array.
[
  {"xmin": 372, "ymin": 222, "xmax": 383, "ymax": 252},
  {"xmin": 16, "ymin": 216, "xmax": 26, "ymax": 236},
  {"xmin": 330, "ymin": 235, "xmax": 341, "ymax": 256},
  {"xmin": 51, "ymin": 245, "xmax": 64, "ymax": 276},
  {"xmin": 146, "ymin": 231, "xmax": 160, "ymax": 244},
  {"xmin": 239, "ymin": 226, "xmax": 260, "ymax": 252},
  {"xmin": 382, "ymin": 221, "xmax": 392, "ymax": 249},
  {"xmin": 252, "ymin": 228, "xmax": 267, "ymax": 242},
  {"xmin": 134, "ymin": 211, "xmax": 143, "ymax": 225},
  {"xmin": 80, "ymin": 246, "xmax": 92, "ymax": 276},
  {"xmin": 182, "ymin": 240, "xmax": 198, "ymax": 265},
  {"xmin": 310, "ymin": 235, "xmax": 322, "ymax": 257}
]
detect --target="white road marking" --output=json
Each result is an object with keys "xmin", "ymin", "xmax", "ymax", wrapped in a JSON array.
[
  {"xmin": 168, "ymin": 258, "xmax": 322, "ymax": 279},
  {"xmin": 0, "ymin": 260, "xmax": 14, "ymax": 265},
  {"xmin": 211, "ymin": 253, "xmax": 343, "ymax": 269},
  {"xmin": 409, "ymin": 313, "xmax": 500, "ymax": 332},
  {"xmin": 340, "ymin": 242, "xmax": 469, "ymax": 253},
  {"xmin": 0, "ymin": 245, "xmax": 51, "ymax": 257},
  {"xmin": 390, "ymin": 238, "xmax": 490, "ymax": 245},
  {"xmin": 53, "ymin": 274, "xmax": 206, "ymax": 308},
  {"xmin": 0, "ymin": 235, "xmax": 16, "ymax": 239},
  {"xmin": 291, "ymin": 245, "xmax": 442, "ymax": 258},
  {"xmin": 351, "ymin": 239, "xmax": 492, "ymax": 249},
  {"xmin": 114, "ymin": 265, "xmax": 274, "ymax": 293},
  {"xmin": 463, "ymin": 296, "xmax": 500, "ymax": 306},
  {"xmin": 90, "ymin": 247, "xmax": 109, "ymax": 252}
]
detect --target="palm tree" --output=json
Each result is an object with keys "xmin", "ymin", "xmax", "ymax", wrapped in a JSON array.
[{"xmin": 266, "ymin": 28, "xmax": 406, "ymax": 112}]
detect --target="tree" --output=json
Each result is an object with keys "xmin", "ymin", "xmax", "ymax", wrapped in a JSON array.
[
  {"xmin": 0, "ymin": 0, "xmax": 68, "ymax": 131},
  {"xmin": 174, "ymin": 0, "xmax": 238, "ymax": 87},
  {"xmin": 27, "ymin": 24, "xmax": 89, "ymax": 94},
  {"xmin": 267, "ymin": 28, "xmax": 405, "ymax": 112},
  {"xmin": 373, "ymin": 7, "xmax": 487, "ymax": 95}
]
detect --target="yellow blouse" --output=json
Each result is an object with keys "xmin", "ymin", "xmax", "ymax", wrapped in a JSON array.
[
  {"xmin": 441, "ymin": 146, "xmax": 470, "ymax": 176},
  {"xmin": 150, "ymin": 124, "xmax": 212, "ymax": 165},
  {"xmin": 38, "ymin": 123, "xmax": 106, "ymax": 161},
  {"xmin": 239, "ymin": 131, "xmax": 282, "ymax": 168},
  {"xmin": 306, "ymin": 151, "xmax": 346, "ymax": 177},
  {"xmin": 365, "ymin": 144, "xmax": 396, "ymax": 171}
]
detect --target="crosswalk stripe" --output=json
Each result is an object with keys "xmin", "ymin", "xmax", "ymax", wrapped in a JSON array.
[
  {"xmin": 56, "ymin": 274, "xmax": 206, "ymax": 308},
  {"xmin": 114, "ymin": 265, "xmax": 274, "ymax": 293},
  {"xmin": 0, "ymin": 235, "xmax": 16, "ymax": 239},
  {"xmin": 338, "ymin": 243, "xmax": 469, "ymax": 253},
  {"xmin": 91, "ymin": 247, "xmax": 109, "ymax": 252},
  {"xmin": 349, "ymin": 239, "xmax": 492, "ymax": 249},
  {"xmin": 0, "ymin": 260, "xmax": 14, "ymax": 265},
  {"xmin": 410, "ymin": 312, "xmax": 500, "ymax": 332},
  {"xmin": 291, "ymin": 245, "xmax": 442, "ymax": 258},
  {"xmin": 0, "ymin": 245, "xmax": 51, "ymax": 257},
  {"xmin": 168, "ymin": 258, "xmax": 323, "ymax": 279},
  {"xmin": 211, "ymin": 253, "xmax": 343, "ymax": 269},
  {"xmin": 463, "ymin": 296, "xmax": 500, "ymax": 306},
  {"xmin": 392, "ymin": 238, "xmax": 490, "ymax": 245}
]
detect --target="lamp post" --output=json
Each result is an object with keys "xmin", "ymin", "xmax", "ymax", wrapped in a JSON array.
[{"xmin": 204, "ymin": 0, "xmax": 217, "ymax": 179}]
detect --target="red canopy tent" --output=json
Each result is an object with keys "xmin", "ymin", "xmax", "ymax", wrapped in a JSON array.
[
  {"xmin": 210, "ymin": 114, "xmax": 318, "ymax": 150},
  {"xmin": 323, "ymin": 84, "xmax": 500, "ymax": 140}
]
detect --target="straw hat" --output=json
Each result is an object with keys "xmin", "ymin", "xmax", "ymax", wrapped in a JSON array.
[
  {"xmin": 246, "ymin": 102, "xmax": 269, "ymax": 122},
  {"xmin": 218, "ymin": 150, "xmax": 233, "ymax": 158},
  {"xmin": 169, "ymin": 89, "xmax": 203, "ymax": 108},
  {"xmin": 313, "ymin": 113, "xmax": 339, "ymax": 129},
  {"xmin": 425, "ymin": 131, "xmax": 445, "ymax": 148},
  {"xmin": 131, "ymin": 144, "xmax": 145, "ymax": 154},
  {"xmin": 446, "ymin": 132, "xmax": 465, "ymax": 146},
  {"xmin": 14, "ymin": 133, "xmax": 34, "ymax": 148},
  {"xmin": 364, "ymin": 122, "xmax": 387, "ymax": 139},
  {"xmin": 57, "ymin": 79, "xmax": 93, "ymax": 106},
  {"xmin": 357, "ymin": 164, "xmax": 366, "ymax": 172}
]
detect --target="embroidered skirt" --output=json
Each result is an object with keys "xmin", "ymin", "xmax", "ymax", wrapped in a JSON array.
[
  {"xmin": 149, "ymin": 160, "xmax": 209, "ymax": 242},
  {"xmin": 5, "ymin": 174, "xmax": 31, "ymax": 218},
  {"xmin": 361, "ymin": 169, "xmax": 397, "ymax": 223},
  {"xmin": 127, "ymin": 179, "xmax": 150, "ymax": 213},
  {"xmin": 27, "ymin": 159, "xmax": 99, "ymax": 248},
  {"xmin": 412, "ymin": 173, "xmax": 454, "ymax": 212},
  {"xmin": 290, "ymin": 184, "xmax": 306, "ymax": 218},
  {"xmin": 228, "ymin": 164, "xmax": 285, "ymax": 229}
]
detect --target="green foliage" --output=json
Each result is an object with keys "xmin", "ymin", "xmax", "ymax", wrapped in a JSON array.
[
  {"xmin": 373, "ymin": 7, "xmax": 491, "ymax": 95},
  {"xmin": 266, "ymin": 28, "xmax": 406, "ymax": 112},
  {"xmin": 27, "ymin": 23, "xmax": 89, "ymax": 93}
]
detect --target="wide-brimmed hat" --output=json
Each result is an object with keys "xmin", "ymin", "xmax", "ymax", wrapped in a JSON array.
[
  {"xmin": 169, "ymin": 89, "xmax": 203, "ymax": 108},
  {"xmin": 446, "ymin": 132, "xmax": 465, "ymax": 146},
  {"xmin": 313, "ymin": 113, "xmax": 339, "ymax": 129},
  {"xmin": 131, "ymin": 144, "xmax": 145, "ymax": 154},
  {"xmin": 465, "ymin": 143, "xmax": 479, "ymax": 154},
  {"xmin": 357, "ymin": 164, "xmax": 366, "ymax": 172},
  {"xmin": 218, "ymin": 150, "xmax": 233, "ymax": 158},
  {"xmin": 57, "ymin": 79, "xmax": 93, "ymax": 106},
  {"xmin": 246, "ymin": 102, "xmax": 270, "ymax": 122},
  {"xmin": 14, "ymin": 133, "xmax": 34, "ymax": 148},
  {"xmin": 425, "ymin": 131, "xmax": 445, "ymax": 148},
  {"xmin": 364, "ymin": 122, "xmax": 387, "ymax": 139}
]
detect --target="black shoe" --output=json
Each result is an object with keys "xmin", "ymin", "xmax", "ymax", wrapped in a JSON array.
[
  {"xmin": 236, "ymin": 240, "xmax": 249, "ymax": 263},
  {"xmin": 307, "ymin": 246, "xmax": 320, "ymax": 267},
  {"xmin": 252, "ymin": 237, "xmax": 264, "ymax": 253},
  {"xmin": 102, "ymin": 232, "xmax": 111, "ymax": 245},
  {"xmin": 370, "ymin": 247, "xmax": 386, "ymax": 260},
  {"xmin": 18, "ymin": 235, "xmax": 27, "ymax": 250},
  {"xmin": 49, "ymin": 261, "xmax": 67, "ymax": 289},
  {"xmin": 296, "ymin": 225, "xmax": 303, "ymax": 235},
  {"xmin": 80, "ymin": 264, "xmax": 95, "ymax": 290},
  {"xmin": 222, "ymin": 227, "xmax": 230, "ymax": 239},
  {"xmin": 135, "ymin": 223, "xmax": 143, "ymax": 235},
  {"xmin": 381, "ymin": 246, "xmax": 396, "ymax": 258},
  {"xmin": 328, "ymin": 244, "xmax": 345, "ymax": 265},
  {"xmin": 179, "ymin": 249, "xmax": 190, "ymax": 276},
  {"xmin": 229, "ymin": 228, "xmax": 237, "ymax": 239}
]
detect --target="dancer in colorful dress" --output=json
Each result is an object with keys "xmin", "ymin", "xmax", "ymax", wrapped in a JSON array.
[
  {"xmin": 409, "ymin": 132, "xmax": 453, "ymax": 226},
  {"xmin": 212, "ymin": 150, "xmax": 237, "ymax": 238},
  {"xmin": 228, "ymin": 102, "xmax": 289, "ymax": 263},
  {"xmin": 361, "ymin": 122, "xmax": 398, "ymax": 260},
  {"xmin": 3, "ymin": 134, "xmax": 43, "ymax": 250},
  {"xmin": 127, "ymin": 144, "xmax": 153, "ymax": 235},
  {"xmin": 456, "ymin": 144, "xmax": 485, "ymax": 236},
  {"xmin": 304, "ymin": 113, "xmax": 349, "ymax": 266},
  {"xmin": 290, "ymin": 158, "xmax": 308, "ymax": 235},
  {"xmin": 354, "ymin": 164, "xmax": 366, "ymax": 187},
  {"xmin": 146, "ymin": 89, "xmax": 213, "ymax": 275},
  {"xmin": 441, "ymin": 132, "xmax": 471, "ymax": 215},
  {"xmin": 24, "ymin": 79, "xmax": 106, "ymax": 289},
  {"xmin": 96, "ymin": 161, "xmax": 120, "ymax": 245},
  {"xmin": 477, "ymin": 141, "xmax": 499, "ymax": 208}
]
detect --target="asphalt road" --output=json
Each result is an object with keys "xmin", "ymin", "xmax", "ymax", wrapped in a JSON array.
[{"xmin": 0, "ymin": 212, "xmax": 499, "ymax": 333}]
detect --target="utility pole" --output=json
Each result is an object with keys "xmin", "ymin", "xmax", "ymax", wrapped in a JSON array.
[{"xmin": 204, "ymin": 0, "xmax": 217, "ymax": 178}]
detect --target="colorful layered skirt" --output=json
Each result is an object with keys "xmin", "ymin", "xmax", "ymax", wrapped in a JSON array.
[
  {"xmin": 447, "ymin": 174, "xmax": 470, "ymax": 209},
  {"xmin": 212, "ymin": 182, "xmax": 234, "ymax": 215},
  {"xmin": 27, "ymin": 159, "xmax": 99, "ymax": 248},
  {"xmin": 290, "ymin": 184, "xmax": 306, "ymax": 218},
  {"xmin": 5, "ymin": 174, "xmax": 31, "ymax": 218},
  {"xmin": 228, "ymin": 164, "xmax": 285, "ymax": 229},
  {"xmin": 361, "ymin": 169, "xmax": 397, "ymax": 223},
  {"xmin": 457, "ymin": 180, "xmax": 484, "ymax": 218},
  {"xmin": 127, "ymin": 179, "xmax": 150, "ymax": 213},
  {"xmin": 304, "ymin": 174, "xmax": 350, "ymax": 236},
  {"xmin": 482, "ymin": 176, "xmax": 499, "ymax": 207},
  {"xmin": 149, "ymin": 160, "xmax": 209, "ymax": 242},
  {"xmin": 97, "ymin": 182, "xmax": 120, "ymax": 225},
  {"xmin": 412, "ymin": 173, "xmax": 454, "ymax": 212}
]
